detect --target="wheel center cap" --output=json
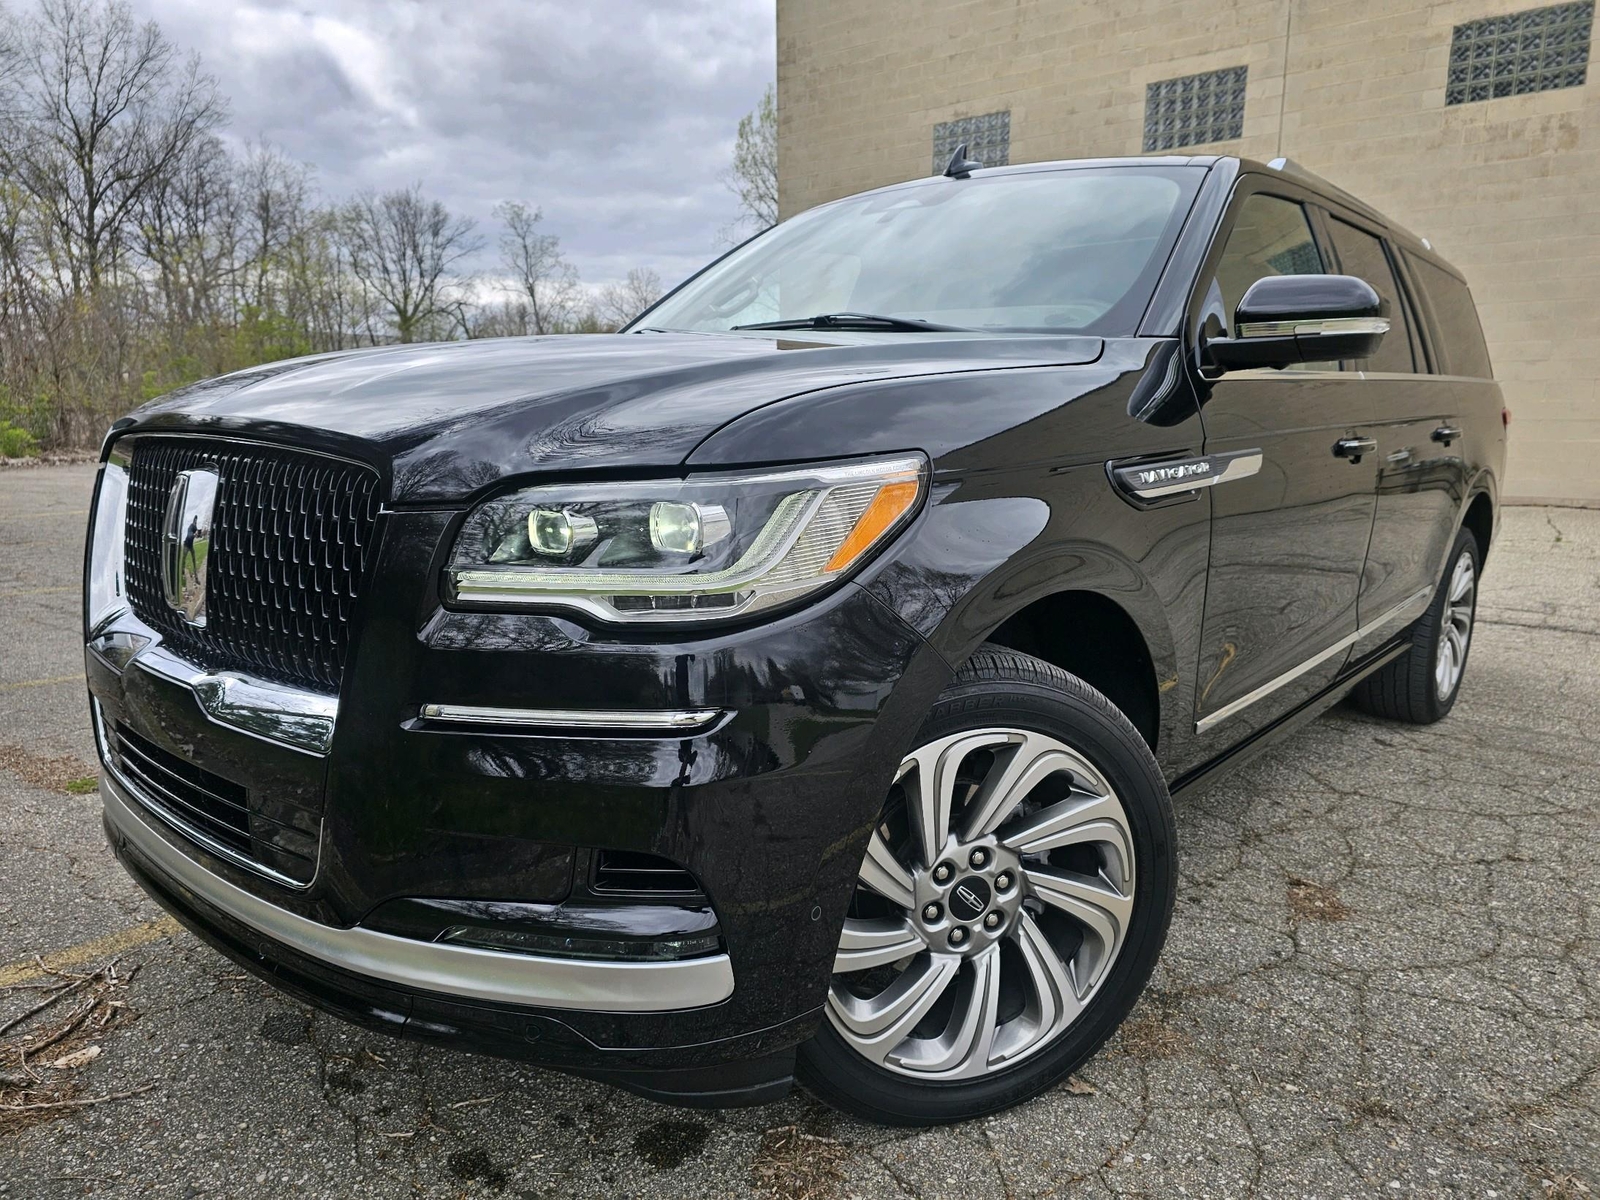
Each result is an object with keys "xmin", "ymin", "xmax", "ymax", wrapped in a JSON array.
[{"xmin": 948, "ymin": 876, "xmax": 991, "ymax": 922}]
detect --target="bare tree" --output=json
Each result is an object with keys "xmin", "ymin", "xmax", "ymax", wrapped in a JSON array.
[
  {"xmin": 0, "ymin": 0, "xmax": 224, "ymax": 295},
  {"xmin": 598, "ymin": 266, "xmax": 663, "ymax": 330},
  {"xmin": 342, "ymin": 184, "xmax": 481, "ymax": 343},
  {"xmin": 722, "ymin": 83, "xmax": 777, "ymax": 237},
  {"xmin": 493, "ymin": 200, "xmax": 580, "ymax": 335},
  {"xmin": 133, "ymin": 132, "xmax": 239, "ymax": 331}
]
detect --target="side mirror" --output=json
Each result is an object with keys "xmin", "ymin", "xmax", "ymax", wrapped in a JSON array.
[{"xmin": 1204, "ymin": 274, "xmax": 1389, "ymax": 371}]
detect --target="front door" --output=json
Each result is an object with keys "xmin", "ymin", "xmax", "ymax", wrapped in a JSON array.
[{"xmin": 1189, "ymin": 188, "xmax": 1378, "ymax": 745}]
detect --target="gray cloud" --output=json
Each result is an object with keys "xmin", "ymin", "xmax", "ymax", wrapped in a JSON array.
[{"xmin": 129, "ymin": 0, "xmax": 775, "ymax": 290}]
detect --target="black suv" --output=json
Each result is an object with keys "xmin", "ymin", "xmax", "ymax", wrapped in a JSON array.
[{"xmin": 83, "ymin": 155, "xmax": 1503, "ymax": 1125}]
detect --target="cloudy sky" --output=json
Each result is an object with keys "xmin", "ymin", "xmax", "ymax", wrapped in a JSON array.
[{"xmin": 127, "ymin": 0, "xmax": 775, "ymax": 293}]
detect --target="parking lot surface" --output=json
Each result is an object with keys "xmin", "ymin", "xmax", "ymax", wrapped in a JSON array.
[{"xmin": 1, "ymin": 462, "xmax": 1596, "ymax": 1198}]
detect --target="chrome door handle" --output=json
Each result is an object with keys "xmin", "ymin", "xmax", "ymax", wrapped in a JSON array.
[
  {"xmin": 1385, "ymin": 447, "xmax": 1414, "ymax": 464},
  {"xmin": 1333, "ymin": 436, "xmax": 1377, "ymax": 462},
  {"xmin": 1431, "ymin": 425, "xmax": 1462, "ymax": 444}
]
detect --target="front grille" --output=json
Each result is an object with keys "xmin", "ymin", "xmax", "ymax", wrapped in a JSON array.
[
  {"xmin": 106, "ymin": 721, "xmax": 319, "ymax": 885},
  {"xmin": 592, "ymin": 850, "xmax": 701, "ymax": 896},
  {"xmin": 123, "ymin": 437, "xmax": 381, "ymax": 694},
  {"xmin": 109, "ymin": 723, "xmax": 251, "ymax": 857}
]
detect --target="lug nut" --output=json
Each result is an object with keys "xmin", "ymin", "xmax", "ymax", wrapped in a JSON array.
[
  {"xmin": 922, "ymin": 902, "xmax": 942, "ymax": 922},
  {"xmin": 932, "ymin": 862, "xmax": 954, "ymax": 884},
  {"xmin": 947, "ymin": 926, "xmax": 969, "ymax": 947},
  {"xmin": 994, "ymin": 870, "xmax": 1013, "ymax": 891},
  {"xmin": 969, "ymin": 848, "xmax": 989, "ymax": 868},
  {"xmin": 983, "ymin": 912, "xmax": 1003, "ymax": 930}
]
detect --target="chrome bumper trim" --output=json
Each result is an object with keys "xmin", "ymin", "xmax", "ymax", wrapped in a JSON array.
[
  {"xmin": 419, "ymin": 703, "xmax": 722, "ymax": 732},
  {"xmin": 1195, "ymin": 585, "xmax": 1433, "ymax": 734},
  {"xmin": 101, "ymin": 775, "xmax": 736, "ymax": 1013},
  {"xmin": 132, "ymin": 644, "xmax": 338, "ymax": 757}
]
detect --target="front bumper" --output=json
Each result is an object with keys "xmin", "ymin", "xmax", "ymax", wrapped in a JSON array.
[
  {"xmin": 99, "ymin": 770, "xmax": 734, "ymax": 1012},
  {"xmin": 87, "ymin": 466, "xmax": 950, "ymax": 1097}
]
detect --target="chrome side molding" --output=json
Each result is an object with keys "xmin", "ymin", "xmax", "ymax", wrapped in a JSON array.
[
  {"xmin": 419, "ymin": 703, "xmax": 723, "ymax": 733},
  {"xmin": 101, "ymin": 775, "xmax": 735, "ymax": 1012},
  {"xmin": 132, "ymin": 644, "xmax": 338, "ymax": 756},
  {"xmin": 1195, "ymin": 584, "xmax": 1433, "ymax": 733},
  {"xmin": 1111, "ymin": 449, "xmax": 1263, "ymax": 502}
]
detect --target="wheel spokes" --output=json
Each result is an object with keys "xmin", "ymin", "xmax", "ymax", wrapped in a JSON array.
[
  {"xmin": 998, "ymin": 792, "xmax": 1133, "ymax": 881},
  {"xmin": 826, "ymin": 953, "xmax": 960, "ymax": 1065},
  {"xmin": 992, "ymin": 911, "xmax": 1084, "ymax": 1064},
  {"xmin": 959, "ymin": 732, "xmax": 1095, "ymax": 841},
  {"xmin": 1022, "ymin": 866, "xmax": 1133, "ymax": 989},
  {"xmin": 858, "ymin": 828, "xmax": 916, "ymax": 908},
  {"xmin": 888, "ymin": 947, "xmax": 1002, "ymax": 1076},
  {"xmin": 901, "ymin": 731, "xmax": 1016, "ymax": 868},
  {"xmin": 834, "ymin": 916, "xmax": 924, "ymax": 973}
]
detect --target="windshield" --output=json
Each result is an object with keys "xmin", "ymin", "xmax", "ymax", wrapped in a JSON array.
[{"xmin": 636, "ymin": 166, "xmax": 1203, "ymax": 336}]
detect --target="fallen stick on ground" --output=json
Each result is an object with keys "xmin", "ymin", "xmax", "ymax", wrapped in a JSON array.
[{"xmin": 0, "ymin": 1083, "xmax": 155, "ymax": 1113}]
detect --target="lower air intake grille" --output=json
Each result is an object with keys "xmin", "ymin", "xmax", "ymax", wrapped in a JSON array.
[
  {"xmin": 109, "ymin": 723, "xmax": 250, "ymax": 857},
  {"xmin": 106, "ymin": 721, "xmax": 318, "ymax": 886},
  {"xmin": 592, "ymin": 850, "xmax": 701, "ymax": 896}
]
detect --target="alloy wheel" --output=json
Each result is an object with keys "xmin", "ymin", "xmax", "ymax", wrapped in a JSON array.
[
  {"xmin": 827, "ymin": 728, "xmax": 1136, "ymax": 1080},
  {"xmin": 1435, "ymin": 549, "xmax": 1476, "ymax": 701}
]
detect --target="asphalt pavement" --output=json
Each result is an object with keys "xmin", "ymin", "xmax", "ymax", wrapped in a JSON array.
[{"xmin": 1, "ymin": 462, "xmax": 1595, "ymax": 1198}]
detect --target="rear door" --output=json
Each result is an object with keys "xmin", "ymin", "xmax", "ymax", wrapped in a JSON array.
[
  {"xmin": 1188, "ymin": 182, "xmax": 1378, "ymax": 746},
  {"xmin": 1317, "ymin": 212, "xmax": 1463, "ymax": 650}
]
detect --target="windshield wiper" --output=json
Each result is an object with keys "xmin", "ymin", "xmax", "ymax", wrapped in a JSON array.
[{"xmin": 731, "ymin": 312, "xmax": 973, "ymax": 333}]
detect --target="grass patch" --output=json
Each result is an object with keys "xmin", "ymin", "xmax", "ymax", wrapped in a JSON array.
[{"xmin": 0, "ymin": 744, "xmax": 98, "ymax": 795}]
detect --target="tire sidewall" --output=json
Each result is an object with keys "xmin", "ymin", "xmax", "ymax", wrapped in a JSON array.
[{"xmin": 798, "ymin": 660, "xmax": 1176, "ymax": 1126}]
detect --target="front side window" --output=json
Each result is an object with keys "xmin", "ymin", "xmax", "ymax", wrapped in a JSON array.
[
  {"xmin": 1212, "ymin": 193, "xmax": 1324, "ymax": 328},
  {"xmin": 1324, "ymin": 218, "xmax": 1416, "ymax": 373},
  {"xmin": 637, "ymin": 168, "xmax": 1204, "ymax": 337}
]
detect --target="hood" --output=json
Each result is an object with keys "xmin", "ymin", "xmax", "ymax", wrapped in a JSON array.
[{"xmin": 122, "ymin": 331, "xmax": 1103, "ymax": 503}]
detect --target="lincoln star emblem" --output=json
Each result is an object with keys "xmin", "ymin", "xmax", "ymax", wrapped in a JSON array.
[{"xmin": 161, "ymin": 467, "xmax": 220, "ymax": 626}]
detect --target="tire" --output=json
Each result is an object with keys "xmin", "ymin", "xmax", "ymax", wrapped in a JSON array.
[
  {"xmin": 797, "ymin": 644, "xmax": 1177, "ymax": 1125},
  {"xmin": 1350, "ymin": 527, "xmax": 1480, "ymax": 725}
]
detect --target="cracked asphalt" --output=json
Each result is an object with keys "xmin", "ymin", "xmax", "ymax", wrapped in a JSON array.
[{"xmin": 2, "ymin": 462, "xmax": 1596, "ymax": 1198}]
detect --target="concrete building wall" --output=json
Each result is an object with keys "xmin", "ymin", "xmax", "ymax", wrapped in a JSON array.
[{"xmin": 776, "ymin": 0, "xmax": 1600, "ymax": 503}]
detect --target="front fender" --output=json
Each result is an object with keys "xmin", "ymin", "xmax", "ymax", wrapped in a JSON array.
[{"xmin": 853, "ymin": 462, "xmax": 1210, "ymax": 776}]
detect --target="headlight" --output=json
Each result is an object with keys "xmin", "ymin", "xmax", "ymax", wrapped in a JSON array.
[{"xmin": 447, "ymin": 454, "xmax": 926, "ymax": 623}]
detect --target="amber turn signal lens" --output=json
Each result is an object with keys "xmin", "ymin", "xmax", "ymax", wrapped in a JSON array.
[{"xmin": 825, "ymin": 480, "xmax": 921, "ymax": 573}]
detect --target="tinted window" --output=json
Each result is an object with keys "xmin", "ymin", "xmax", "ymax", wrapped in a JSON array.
[
  {"xmin": 1325, "ymin": 218, "xmax": 1415, "ymax": 373},
  {"xmin": 1213, "ymin": 194, "xmax": 1324, "ymax": 330},
  {"xmin": 1408, "ymin": 256, "xmax": 1494, "ymax": 379},
  {"xmin": 638, "ymin": 167, "xmax": 1203, "ymax": 336}
]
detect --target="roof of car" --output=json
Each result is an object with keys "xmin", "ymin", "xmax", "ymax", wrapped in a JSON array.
[{"xmin": 864, "ymin": 152, "xmax": 1462, "ymax": 277}]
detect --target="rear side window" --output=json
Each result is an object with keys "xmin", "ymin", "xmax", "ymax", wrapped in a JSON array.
[
  {"xmin": 1324, "ymin": 218, "xmax": 1416, "ymax": 374},
  {"xmin": 1408, "ymin": 256, "xmax": 1494, "ymax": 379}
]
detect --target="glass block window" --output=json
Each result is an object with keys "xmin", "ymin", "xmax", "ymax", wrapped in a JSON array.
[
  {"xmin": 932, "ymin": 111, "xmax": 1010, "ymax": 174},
  {"xmin": 1446, "ymin": 2, "xmax": 1592, "ymax": 104},
  {"xmin": 1143, "ymin": 66, "xmax": 1248, "ymax": 152}
]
